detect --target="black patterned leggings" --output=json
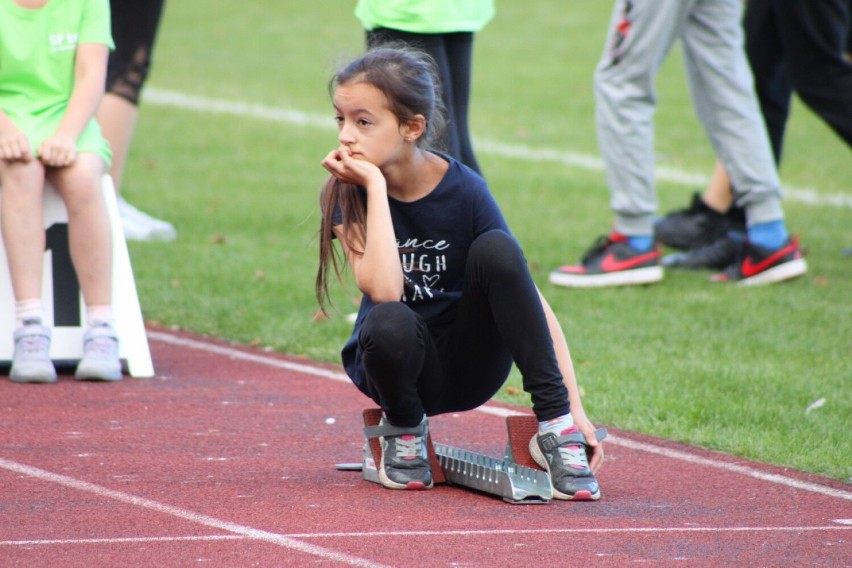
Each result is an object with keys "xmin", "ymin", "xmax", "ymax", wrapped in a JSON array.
[{"xmin": 106, "ymin": 0, "xmax": 166, "ymax": 105}]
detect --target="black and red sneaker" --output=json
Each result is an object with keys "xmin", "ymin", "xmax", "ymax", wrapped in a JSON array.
[
  {"xmin": 549, "ymin": 233, "xmax": 663, "ymax": 288},
  {"xmin": 713, "ymin": 237, "xmax": 807, "ymax": 286}
]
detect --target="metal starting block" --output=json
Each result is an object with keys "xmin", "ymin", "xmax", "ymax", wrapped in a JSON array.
[
  {"xmin": 433, "ymin": 442, "xmax": 553, "ymax": 504},
  {"xmin": 354, "ymin": 409, "xmax": 556, "ymax": 504}
]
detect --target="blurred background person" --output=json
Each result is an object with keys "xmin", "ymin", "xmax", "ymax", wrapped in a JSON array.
[
  {"xmin": 355, "ymin": 0, "xmax": 494, "ymax": 174},
  {"xmin": 97, "ymin": 0, "xmax": 177, "ymax": 241}
]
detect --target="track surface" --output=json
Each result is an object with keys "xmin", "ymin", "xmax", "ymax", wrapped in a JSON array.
[{"xmin": 1, "ymin": 328, "xmax": 850, "ymax": 567}]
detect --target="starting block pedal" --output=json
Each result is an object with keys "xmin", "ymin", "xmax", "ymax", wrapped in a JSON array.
[
  {"xmin": 507, "ymin": 415, "xmax": 608, "ymax": 468},
  {"xmin": 361, "ymin": 408, "xmax": 445, "ymax": 485}
]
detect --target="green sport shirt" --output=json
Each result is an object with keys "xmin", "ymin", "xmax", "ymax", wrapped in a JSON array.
[
  {"xmin": 0, "ymin": 0, "xmax": 114, "ymax": 161},
  {"xmin": 355, "ymin": 0, "xmax": 495, "ymax": 33}
]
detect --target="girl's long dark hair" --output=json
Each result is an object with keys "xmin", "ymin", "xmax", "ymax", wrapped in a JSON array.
[{"xmin": 315, "ymin": 45, "xmax": 447, "ymax": 312}]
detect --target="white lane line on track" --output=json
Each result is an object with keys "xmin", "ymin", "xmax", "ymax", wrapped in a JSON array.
[
  {"xmin": 0, "ymin": 458, "xmax": 389, "ymax": 568},
  {"xmin": 1, "ymin": 524, "xmax": 848, "ymax": 548},
  {"xmin": 147, "ymin": 330, "xmax": 852, "ymax": 503},
  {"xmin": 289, "ymin": 525, "xmax": 852, "ymax": 538},
  {"xmin": 0, "ymin": 536, "xmax": 245, "ymax": 546},
  {"xmin": 144, "ymin": 87, "xmax": 852, "ymax": 209}
]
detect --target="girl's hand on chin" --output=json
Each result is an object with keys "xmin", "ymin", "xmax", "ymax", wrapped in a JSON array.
[{"xmin": 323, "ymin": 146, "xmax": 383, "ymax": 188}]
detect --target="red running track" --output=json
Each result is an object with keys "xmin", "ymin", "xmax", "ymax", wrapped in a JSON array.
[{"xmin": 1, "ymin": 327, "xmax": 850, "ymax": 567}]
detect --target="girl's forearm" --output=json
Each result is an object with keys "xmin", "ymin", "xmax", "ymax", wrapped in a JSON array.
[
  {"xmin": 357, "ymin": 182, "xmax": 405, "ymax": 302},
  {"xmin": 539, "ymin": 290, "xmax": 587, "ymax": 420}
]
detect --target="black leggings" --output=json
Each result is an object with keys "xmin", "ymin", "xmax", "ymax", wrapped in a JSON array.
[
  {"xmin": 106, "ymin": 0, "xmax": 166, "ymax": 105},
  {"xmin": 357, "ymin": 231, "xmax": 569, "ymax": 427},
  {"xmin": 367, "ymin": 28, "xmax": 481, "ymax": 174},
  {"xmin": 744, "ymin": 0, "xmax": 852, "ymax": 159}
]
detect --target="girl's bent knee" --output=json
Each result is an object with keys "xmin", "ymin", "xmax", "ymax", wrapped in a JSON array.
[
  {"xmin": 359, "ymin": 302, "xmax": 424, "ymax": 364},
  {"xmin": 469, "ymin": 230, "xmax": 525, "ymax": 274},
  {"xmin": 362, "ymin": 302, "xmax": 419, "ymax": 340},
  {"xmin": 470, "ymin": 229, "xmax": 515, "ymax": 256}
]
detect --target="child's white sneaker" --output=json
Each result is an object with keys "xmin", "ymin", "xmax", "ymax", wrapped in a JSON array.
[
  {"xmin": 75, "ymin": 323, "xmax": 122, "ymax": 381},
  {"xmin": 10, "ymin": 323, "xmax": 57, "ymax": 384},
  {"xmin": 118, "ymin": 197, "xmax": 177, "ymax": 242}
]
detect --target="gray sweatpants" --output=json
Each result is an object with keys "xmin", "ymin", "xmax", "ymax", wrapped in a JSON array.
[{"xmin": 594, "ymin": 0, "xmax": 785, "ymax": 237}]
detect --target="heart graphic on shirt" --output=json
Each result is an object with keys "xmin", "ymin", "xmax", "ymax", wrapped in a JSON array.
[{"xmin": 422, "ymin": 275, "xmax": 440, "ymax": 288}]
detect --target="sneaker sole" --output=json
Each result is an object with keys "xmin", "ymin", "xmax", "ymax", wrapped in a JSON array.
[
  {"xmin": 549, "ymin": 266, "xmax": 663, "ymax": 288},
  {"xmin": 74, "ymin": 367, "xmax": 123, "ymax": 382},
  {"xmin": 737, "ymin": 258, "xmax": 808, "ymax": 286},
  {"xmin": 10, "ymin": 370, "xmax": 58, "ymax": 384},
  {"xmin": 378, "ymin": 466, "xmax": 434, "ymax": 490},
  {"xmin": 379, "ymin": 470, "xmax": 434, "ymax": 491},
  {"xmin": 527, "ymin": 437, "xmax": 601, "ymax": 501}
]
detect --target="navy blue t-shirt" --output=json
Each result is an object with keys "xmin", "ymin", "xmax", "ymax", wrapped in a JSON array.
[{"xmin": 336, "ymin": 155, "xmax": 511, "ymax": 389}]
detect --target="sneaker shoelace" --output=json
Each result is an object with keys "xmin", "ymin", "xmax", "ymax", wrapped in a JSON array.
[
  {"xmin": 581, "ymin": 235, "xmax": 613, "ymax": 263},
  {"xmin": 556, "ymin": 427, "xmax": 589, "ymax": 472},
  {"xmin": 558, "ymin": 442, "xmax": 588, "ymax": 471},
  {"xmin": 18, "ymin": 334, "xmax": 49, "ymax": 355},
  {"xmin": 85, "ymin": 335, "xmax": 117, "ymax": 356},
  {"xmin": 393, "ymin": 434, "xmax": 424, "ymax": 461}
]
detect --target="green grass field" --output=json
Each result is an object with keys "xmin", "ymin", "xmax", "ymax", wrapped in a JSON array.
[{"xmin": 122, "ymin": 2, "xmax": 851, "ymax": 480}]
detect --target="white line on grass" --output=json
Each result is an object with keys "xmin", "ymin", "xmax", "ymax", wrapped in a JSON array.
[
  {"xmin": 144, "ymin": 87, "xmax": 852, "ymax": 209},
  {"xmin": 146, "ymin": 330, "xmax": 852, "ymax": 503},
  {"xmin": 0, "ymin": 458, "xmax": 389, "ymax": 568}
]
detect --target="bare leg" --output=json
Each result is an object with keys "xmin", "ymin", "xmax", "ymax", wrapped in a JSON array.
[
  {"xmin": 703, "ymin": 160, "xmax": 735, "ymax": 213},
  {"xmin": 96, "ymin": 92, "xmax": 176, "ymax": 241},
  {"xmin": 48, "ymin": 153, "xmax": 112, "ymax": 306},
  {"xmin": 0, "ymin": 159, "xmax": 47, "ymax": 301},
  {"xmin": 96, "ymin": 92, "xmax": 137, "ymax": 194}
]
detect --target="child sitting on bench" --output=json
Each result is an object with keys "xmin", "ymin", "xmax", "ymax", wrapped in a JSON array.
[{"xmin": 0, "ymin": 0, "xmax": 121, "ymax": 382}]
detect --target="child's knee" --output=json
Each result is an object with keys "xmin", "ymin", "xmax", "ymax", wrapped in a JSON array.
[
  {"xmin": 469, "ymin": 230, "xmax": 525, "ymax": 272},
  {"xmin": 471, "ymin": 229, "xmax": 513, "ymax": 252},
  {"xmin": 49, "ymin": 156, "xmax": 104, "ymax": 201},
  {"xmin": 360, "ymin": 302, "xmax": 421, "ymax": 348},
  {"xmin": 66, "ymin": 154, "xmax": 104, "ymax": 182},
  {"xmin": 0, "ymin": 159, "xmax": 46, "ymax": 194}
]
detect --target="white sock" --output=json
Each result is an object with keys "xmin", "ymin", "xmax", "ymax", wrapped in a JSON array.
[
  {"xmin": 538, "ymin": 413, "xmax": 575, "ymax": 436},
  {"xmin": 15, "ymin": 299, "xmax": 44, "ymax": 328},
  {"xmin": 86, "ymin": 304, "xmax": 115, "ymax": 328}
]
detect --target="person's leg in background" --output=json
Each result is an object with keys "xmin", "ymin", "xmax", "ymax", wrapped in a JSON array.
[
  {"xmin": 771, "ymin": 0, "xmax": 852, "ymax": 146},
  {"xmin": 97, "ymin": 0, "xmax": 176, "ymax": 242},
  {"xmin": 659, "ymin": 0, "xmax": 852, "ymax": 260},
  {"xmin": 655, "ymin": 0, "xmax": 784, "ymax": 263},
  {"xmin": 366, "ymin": 29, "xmax": 483, "ymax": 173},
  {"xmin": 847, "ymin": 0, "xmax": 852, "ymax": 60},
  {"xmin": 549, "ymin": 0, "xmax": 689, "ymax": 288},
  {"xmin": 442, "ymin": 32, "xmax": 481, "ymax": 174},
  {"xmin": 680, "ymin": 0, "xmax": 806, "ymax": 284}
]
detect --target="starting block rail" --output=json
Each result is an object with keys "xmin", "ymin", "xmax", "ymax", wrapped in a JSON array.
[{"xmin": 434, "ymin": 443, "xmax": 553, "ymax": 504}]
